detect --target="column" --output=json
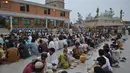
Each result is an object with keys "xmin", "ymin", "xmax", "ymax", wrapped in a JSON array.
[
  {"xmin": 54, "ymin": 20, "xmax": 56, "ymax": 28},
  {"xmin": 9, "ymin": 16, "xmax": 13, "ymax": 31},
  {"xmin": 46, "ymin": 19, "xmax": 48, "ymax": 28}
]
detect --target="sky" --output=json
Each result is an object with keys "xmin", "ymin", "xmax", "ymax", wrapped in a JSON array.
[{"xmin": 27, "ymin": 0, "xmax": 130, "ymax": 22}]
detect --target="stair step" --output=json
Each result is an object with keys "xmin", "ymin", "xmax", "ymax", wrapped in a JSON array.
[{"xmin": 0, "ymin": 28, "xmax": 10, "ymax": 35}]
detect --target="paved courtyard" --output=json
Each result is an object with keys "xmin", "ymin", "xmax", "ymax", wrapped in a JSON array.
[{"xmin": 0, "ymin": 36, "xmax": 130, "ymax": 73}]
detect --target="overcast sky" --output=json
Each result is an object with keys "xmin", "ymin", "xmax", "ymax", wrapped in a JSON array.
[{"xmin": 27, "ymin": 0, "xmax": 130, "ymax": 22}]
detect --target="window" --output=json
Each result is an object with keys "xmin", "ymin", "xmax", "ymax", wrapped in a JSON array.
[
  {"xmin": 48, "ymin": 8, "xmax": 50, "ymax": 15},
  {"xmin": 26, "ymin": 5, "xmax": 29, "ymax": 12},
  {"xmin": 44, "ymin": 8, "xmax": 47, "ymax": 14},
  {"xmin": 60, "ymin": 12, "xmax": 63, "ymax": 16},
  {"xmin": 20, "ymin": 4, "xmax": 25, "ymax": 11},
  {"xmin": 22, "ymin": 18, "xmax": 30, "ymax": 25},
  {"xmin": 35, "ymin": 19, "xmax": 41, "ymax": 25},
  {"xmin": 60, "ymin": 11, "xmax": 66, "ymax": 17},
  {"xmin": 12, "ymin": 18, "xmax": 18, "ymax": 25},
  {"xmin": 63, "ymin": 12, "xmax": 65, "ymax": 16}
]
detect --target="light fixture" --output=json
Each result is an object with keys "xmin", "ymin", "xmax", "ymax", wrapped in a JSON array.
[
  {"xmin": 53, "ymin": 9, "xmax": 55, "ymax": 11},
  {"xmin": 5, "ymin": 1, "xmax": 8, "ymax": 4},
  {"xmin": 2, "ymin": 0, "xmax": 8, "ymax": 4}
]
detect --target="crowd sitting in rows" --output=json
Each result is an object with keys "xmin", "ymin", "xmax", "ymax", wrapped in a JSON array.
[
  {"xmin": 0, "ymin": 29, "xmax": 126, "ymax": 73},
  {"xmin": 87, "ymin": 37, "xmax": 126, "ymax": 73}
]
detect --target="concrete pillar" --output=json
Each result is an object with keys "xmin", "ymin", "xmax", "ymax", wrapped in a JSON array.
[
  {"xmin": 54, "ymin": 20, "xmax": 56, "ymax": 27},
  {"xmin": 9, "ymin": 16, "xmax": 13, "ymax": 31},
  {"xmin": 46, "ymin": 19, "xmax": 48, "ymax": 28}
]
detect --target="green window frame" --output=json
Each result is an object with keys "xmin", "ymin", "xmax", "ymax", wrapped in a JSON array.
[
  {"xmin": 60, "ymin": 11, "xmax": 66, "ymax": 17},
  {"xmin": 44, "ymin": 8, "xmax": 47, "ymax": 14},
  {"xmin": 22, "ymin": 18, "xmax": 30, "ymax": 25},
  {"xmin": 20, "ymin": 3, "xmax": 25, "ymax": 11},
  {"xmin": 12, "ymin": 18, "xmax": 18, "ymax": 25},
  {"xmin": 63, "ymin": 12, "xmax": 65, "ymax": 16},
  {"xmin": 35, "ymin": 19, "xmax": 41, "ymax": 25}
]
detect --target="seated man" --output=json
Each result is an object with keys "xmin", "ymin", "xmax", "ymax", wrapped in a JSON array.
[
  {"xmin": 23, "ymin": 59, "xmax": 45, "ymax": 73},
  {"xmin": 18, "ymin": 41, "xmax": 30, "ymax": 59},
  {"xmin": 112, "ymin": 46, "xmax": 121, "ymax": 64},
  {"xmin": 23, "ymin": 52, "xmax": 48, "ymax": 73},
  {"xmin": 79, "ymin": 43, "xmax": 88, "ymax": 54},
  {"xmin": 58, "ymin": 47, "xmax": 71, "ymax": 69},
  {"xmin": 37, "ymin": 48, "xmax": 58, "ymax": 69},
  {"xmin": 117, "ymin": 41, "xmax": 123, "ymax": 50},
  {"xmin": 0, "ymin": 43, "xmax": 6, "ymax": 63},
  {"xmin": 6, "ymin": 47, "xmax": 20, "ymax": 62},
  {"xmin": 72, "ymin": 42, "xmax": 84, "ymax": 59},
  {"xmin": 97, "ymin": 57, "xmax": 113, "ymax": 73}
]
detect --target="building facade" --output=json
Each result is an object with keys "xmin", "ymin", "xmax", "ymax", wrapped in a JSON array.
[
  {"xmin": 123, "ymin": 21, "xmax": 130, "ymax": 29},
  {"xmin": 85, "ymin": 17, "xmax": 123, "ymax": 28},
  {"xmin": 0, "ymin": 0, "xmax": 71, "ymax": 31},
  {"xmin": 45, "ymin": 0, "xmax": 64, "ymax": 8}
]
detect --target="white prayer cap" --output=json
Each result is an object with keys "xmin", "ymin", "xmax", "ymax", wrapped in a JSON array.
[{"xmin": 34, "ymin": 61, "xmax": 44, "ymax": 69}]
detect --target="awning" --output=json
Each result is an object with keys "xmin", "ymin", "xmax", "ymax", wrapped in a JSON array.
[{"xmin": 0, "ymin": 11, "xmax": 70, "ymax": 21}]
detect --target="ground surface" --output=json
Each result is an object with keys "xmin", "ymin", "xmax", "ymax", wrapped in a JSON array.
[{"xmin": 0, "ymin": 36, "xmax": 130, "ymax": 73}]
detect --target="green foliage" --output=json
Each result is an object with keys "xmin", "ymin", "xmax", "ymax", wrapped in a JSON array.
[
  {"xmin": 100, "ymin": 8, "xmax": 115, "ymax": 18},
  {"xmin": 109, "ymin": 8, "xmax": 115, "ymax": 18},
  {"xmin": 77, "ymin": 12, "xmax": 83, "ymax": 24},
  {"xmin": 96, "ymin": 8, "xmax": 99, "ymax": 17},
  {"xmin": 120, "ymin": 9, "xmax": 123, "ymax": 19}
]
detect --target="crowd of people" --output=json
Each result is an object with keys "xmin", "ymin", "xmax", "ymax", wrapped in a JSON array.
[{"xmin": 0, "ymin": 28, "xmax": 127, "ymax": 73}]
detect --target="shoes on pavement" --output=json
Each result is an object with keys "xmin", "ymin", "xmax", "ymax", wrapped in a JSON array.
[
  {"xmin": 112, "ymin": 64, "xmax": 120, "ymax": 68},
  {"xmin": 122, "ymin": 57, "xmax": 127, "ymax": 60},
  {"xmin": 120, "ymin": 59, "xmax": 126, "ymax": 62}
]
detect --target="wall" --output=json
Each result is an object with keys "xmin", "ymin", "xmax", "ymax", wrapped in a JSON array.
[
  {"xmin": 0, "ymin": 1, "xmax": 69, "ymax": 19},
  {"xmin": 45, "ymin": 0, "xmax": 64, "ymax": 8},
  {"xmin": 85, "ymin": 20, "xmax": 97, "ymax": 28}
]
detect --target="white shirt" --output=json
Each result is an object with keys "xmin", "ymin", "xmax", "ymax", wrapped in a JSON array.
[
  {"xmin": 112, "ymin": 49, "xmax": 120, "ymax": 61},
  {"xmin": 54, "ymin": 38, "xmax": 59, "ymax": 50},
  {"xmin": 43, "ymin": 38, "xmax": 48, "ymax": 45},
  {"xmin": 48, "ymin": 41, "xmax": 55, "ymax": 49},
  {"xmin": 37, "ymin": 52, "xmax": 58, "ymax": 64},
  {"xmin": 37, "ymin": 52, "xmax": 58, "ymax": 69},
  {"xmin": 28, "ymin": 36, "xmax": 32, "ymax": 42},
  {"xmin": 103, "ymin": 56, "xmax": 113, "ymax": 72},
  {"xmin": 69, "ymin": 29, "xmax": 72, "ymax": 36}
]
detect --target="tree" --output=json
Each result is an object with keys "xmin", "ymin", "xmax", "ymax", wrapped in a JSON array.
[
  {"xmin": 85, "ymin": 13, "xmax": 92, "ymax": 21},
  {"xmin": 104, "ymin": 10, "xmax": 109, "ymax": 17},
  {"xmin": 102, "ymin": 8, "xmax": 115, "ymax": 18},
  {"xmin": 95, "ymin": 8, "xmax": 99, "ymax": 18},
  {"xmin": 120, "ymin": 9, "xmax": 124, "ymax": 20},
  {"xmin": 109, "ymin": 8, "xmax": 115, "ymax": 18},
  {"xmin": 77, "ymin": 12, "xmax": 83, "ymax": 24}
]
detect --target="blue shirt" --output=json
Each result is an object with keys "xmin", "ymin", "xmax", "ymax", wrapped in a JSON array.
[{"xmin": 0, "ymin": 38, "xmax": 4, "ymax": 44}]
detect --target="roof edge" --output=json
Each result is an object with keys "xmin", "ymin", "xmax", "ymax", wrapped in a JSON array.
[{"xmin": 10, "ymin": 0, "xmax": 71, "ymax": 12}]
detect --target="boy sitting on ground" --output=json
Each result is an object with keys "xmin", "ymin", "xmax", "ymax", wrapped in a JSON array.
[{"xmin": 58, "ymin": 45, "xmax": 71, "ymax": 69}]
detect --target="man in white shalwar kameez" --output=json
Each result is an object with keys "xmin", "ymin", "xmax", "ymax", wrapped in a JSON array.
[{"xmin": 54, "ymin": 37, "xmax": 59, "ymax": 51}]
